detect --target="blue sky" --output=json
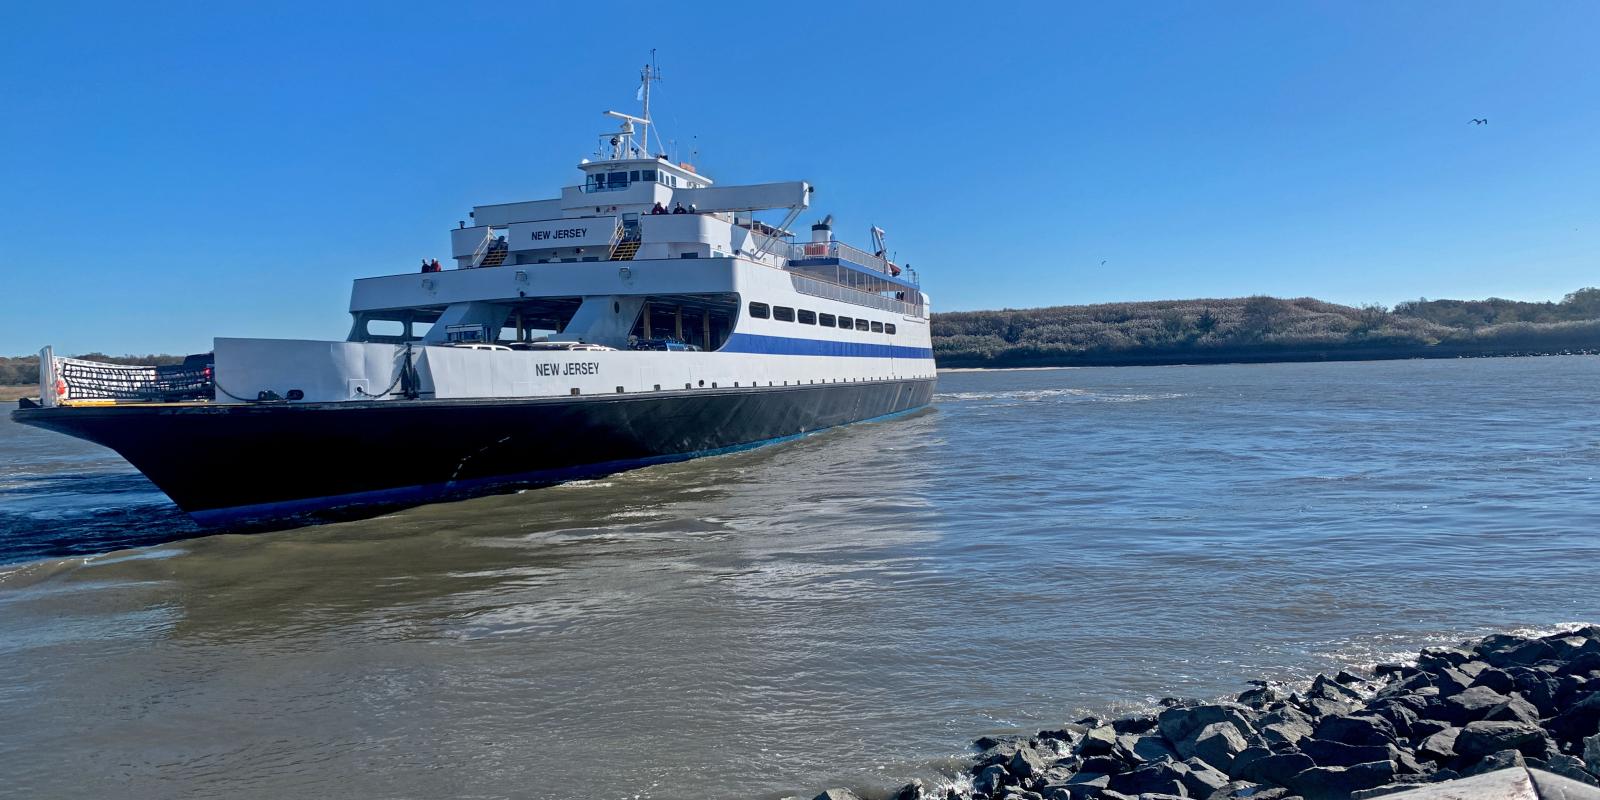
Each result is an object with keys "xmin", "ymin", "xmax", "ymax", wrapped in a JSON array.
[{"xmin": 2, "ymin": 2, "xmax": 1597, "ymax": 354}]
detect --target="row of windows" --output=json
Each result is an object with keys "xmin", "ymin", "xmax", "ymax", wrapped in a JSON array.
[
  {"xmin": 584, "ymin": 169, "xmax": 699, "ymax": 191},
  {"xmin": 748, "ymin": 302, "xmax": 897, "ymax": 335}
]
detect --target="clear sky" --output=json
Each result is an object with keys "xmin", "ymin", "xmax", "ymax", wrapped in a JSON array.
[{"xmin": 2, "ymin": 1, "xmax": 1597, "ymax": 354}]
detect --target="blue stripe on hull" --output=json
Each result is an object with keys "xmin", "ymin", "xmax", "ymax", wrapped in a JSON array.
[{"xmin": 721, "ymin": 333, "xmax": 933, "ymax": 359}]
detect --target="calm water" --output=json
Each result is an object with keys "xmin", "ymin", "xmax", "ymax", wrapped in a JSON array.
[{"xmin": 2, "ymin": 357, "xmax": 1598, "ymax": 799}]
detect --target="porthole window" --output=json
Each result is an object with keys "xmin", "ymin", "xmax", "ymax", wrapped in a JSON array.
[
  {"xmin": 797, "ymin": 309, "xmax": 817, "ymax": 325},
  {"xmin": 838, "ymin": 316, "xmax": 853, "ymax": 329},
  {"xmin": 773, "ymin": 306, "xmax": 795, "ymax": 322},
  {"xmin": 870, "ymin": 321, "xmax": 884, "ymax": 333},
  {"xmin": 748, "ymin": 302, "xmax": 770, "ymax": 319},
  {"xmin": 819, "ymin": 313, "xmax": 836, "ymax": 327},
  {"xmin": 885, "ymin": 323, "xmax": 896, "ymax": 335},
  {"xmin": 855, "ymin": 318, "xmax": 869, "ymax": 331}
]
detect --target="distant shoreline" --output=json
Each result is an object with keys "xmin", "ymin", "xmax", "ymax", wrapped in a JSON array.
[
  {"xmin": 935, "ymin": 345, "xmax": 1598, "ymax": 371},
  {"xmin": 0, "ymin": 385, "xmax": 35, "ymax": 402}
]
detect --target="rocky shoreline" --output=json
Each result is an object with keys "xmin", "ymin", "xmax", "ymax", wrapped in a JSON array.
[{"xmin": 813, "ymin": 627, "xmax": 1600, "ymax": 800}]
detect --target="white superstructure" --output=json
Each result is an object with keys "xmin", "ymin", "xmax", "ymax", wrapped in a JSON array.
[{"xmin": 205, "ymin": 66, "xmax": 935, "ymax": 407}]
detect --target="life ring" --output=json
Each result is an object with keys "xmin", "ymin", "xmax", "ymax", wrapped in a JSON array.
[{"xmin": 54, "ymin": 377, "xmax": 67, "ymax": 398}]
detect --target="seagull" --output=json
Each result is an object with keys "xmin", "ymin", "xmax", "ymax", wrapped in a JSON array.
[
  {"xmin": 1471, "ymin": 118, "xmax": 1488, "ymax": 125},
  {"xmin": 1101, "ymin": 260, "xmax": 1107, "ymax": 266}
]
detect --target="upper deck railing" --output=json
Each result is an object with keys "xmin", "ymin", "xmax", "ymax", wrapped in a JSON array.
[{"xmin": 787, "ymin": 240, "xmax": 919, "ymax": 286}]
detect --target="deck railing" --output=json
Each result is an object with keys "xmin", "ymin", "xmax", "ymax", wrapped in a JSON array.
[
  {"xmin": 788, "ymin": 273, "xmax": 924, "ymax": 317},
  {"xmin": 787, "ymin": 240, "xmax": 918, "ymax": 286}
]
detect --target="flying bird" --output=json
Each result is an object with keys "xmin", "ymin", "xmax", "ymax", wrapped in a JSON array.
[{"xmin": 1470, "ymin": 118, "xmax": 1488, "ymax": 125}]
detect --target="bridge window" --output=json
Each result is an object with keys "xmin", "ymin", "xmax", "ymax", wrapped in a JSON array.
[
  {"xmin": 607, "ymin": 171, "xmax": 628, "ymax": 187},
  {"xmin": 855, "ymin": 318, "xmax": 869, "ymax": 331},
  {"xmin": 749, "ymin": 302, "xmax": 770, "ymax": 319},
  {"xmin": 870, "ymin": 321, "xmax": 884, "ymax": 333},
  {"xmin": 885, "ymin": 323, "xmax": 896, "ymax": 335},
  {"xmin": 629, "ymin": 170, "xmax": 640, "ymax": 181},
  {"xmin": 797, "ymin": 309, "xmax": 816, "ymax": 325},
  {"xmin": 642, "ymin": 169, "xmax": 656, "ymax": 181},
  {"xmin": 819, "ymin": 313, "xmax": 836, "ymax": 327},
  {"xmin": 773, "ymin": 306, "xmax": 795, "ymax": 322},
  {"xmin": 837, "ymin": 316, "xmax": 853, "ymax": 329}
]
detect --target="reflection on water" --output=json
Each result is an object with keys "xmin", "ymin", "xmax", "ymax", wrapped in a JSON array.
[{"xmin": 2, "ymin": 357, "xmax": 1599, "ymax": 799}]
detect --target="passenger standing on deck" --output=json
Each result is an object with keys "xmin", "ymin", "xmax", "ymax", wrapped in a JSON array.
[
  {"xmin": 650, "ymin": 201, "xmax": 666, "ymax": 215},
  {"xmin": 672, "ymin": 203, "xmax": 687, "ymax": 214}
]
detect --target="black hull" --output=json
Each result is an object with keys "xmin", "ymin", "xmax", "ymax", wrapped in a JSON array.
[{"xmin": 13, "ymin": 378, "xmax": 935, "ymax": 524}]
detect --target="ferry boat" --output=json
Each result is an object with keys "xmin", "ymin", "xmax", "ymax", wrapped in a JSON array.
[{"xmin": 12, "ymin": 66, "xmax": 936, "ymax": 525}]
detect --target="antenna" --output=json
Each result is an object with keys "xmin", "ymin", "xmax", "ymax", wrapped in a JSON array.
[{"xmin": 639, "ymin": 50, "xmax": 662, "ymax": 156}]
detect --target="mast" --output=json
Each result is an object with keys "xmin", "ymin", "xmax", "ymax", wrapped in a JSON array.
[{"xmin": 640, "ymin": 50, "xmax": 661, "ymax": 156}]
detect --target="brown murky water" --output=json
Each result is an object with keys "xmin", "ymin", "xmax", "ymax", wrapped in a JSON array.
[{"xmin": 3, "ymin": 358, "xmax": 1599, "ymax": 798}]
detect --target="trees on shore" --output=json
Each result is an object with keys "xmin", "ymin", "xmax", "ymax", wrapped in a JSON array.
[{"xmin": 933, "ymin": 289, "xmax": 1600, "ymax": 367}]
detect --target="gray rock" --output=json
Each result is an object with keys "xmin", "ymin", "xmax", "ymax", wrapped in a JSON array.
[
  {"xmin": 1408, "ymin": 719, "xmax": 1448, "ymax": 741},
  {"xmin": 1189, "ymin": 723, "xmax": 1249, "ymax": 771},
  {"xmin": 978, "ymin": 738, "xmax": 1034, "ymax": 768},
  {"xmin": 1435, "ymin": 686, "xmax": 1510, "ymax": 725},
  {"xmin": 975, "ymin": 764, "xmax": 1011, "ymax": 796},
  {"xmin": 1454, "ymin": 721, "xmax": 1551, "ymax": 760},
  {"xmin": 1240, "ymin": 682, "xmax": 1290, "ymax": 709},
  {"xmin": 1132, "ymin": 735, "xmax": 1181, "ymax": 765},
  {"xmin": 1159, "ymin": 704, "xmax": 1257, "ymax": 746},
  {"xmin": 1100, "ymin": 792, "xmax": 1138, "ymax": 800},
  {"xmin": 1298, "ymin": 739, "xmax": 1391, "ymax": 768},
  {"xmin": 1416, "ymin": 727, "xmax": 1459, "ymax": 762},
  {"xmin": 1335, "ymin": 670, "xmax": 1367, "ymax": 686},
  {"xmin": 1527, "ymin": 767, "xmax": 1600, "ymax": 800},
  {"xmin": 1234, "ymin": 752, "xmax": 1317, "ymax": 787},
  {"xmin": 1114, "ymin": 715, "xmax": 1160, "ymax": 735},
  {"xmin": 1229, "ymin": 747, "xmax": 1273, "ymax": 780},
  {"xmin": 1417, "ymin": 647, "xmax": 1474, "ymax": 671},
  {"xmin": 1039, "ymin": 725, "xmax": 1091, "ymax": 746},
  {"xmin": 1108, "ymin": 762, "xmax": 1191, "ymax": 797},
  {"xmin": 1471, "ymin": 668, "xmax": 1516, "ymax": 695},
  {"xmin": 1310, "ymin": 675, "xmax": 1362, "ymax": 703},
  {"xmin": 1011, "ymin": 746, "xmax": 1053, "ymax": 779},
  {"xmin": 1429, "ymin": 668, "xmax": 1473, "ymax": 697},
  {"xmin": 1550, "ymin": 693, "xmax": 1600, "ymax": 745},
  {"xmin": 1137, "ymin": 794, "xmax": 1187, "ymax": 800},
  {"xmin": 1312, "ymin": 715, "xmax": 1398, "ymax": 748},
  {"xmin": 1540, "ymin": 754, "xmax": 1600, "ymax": 787},
  {"xmin": 1510, "ymin": 668, "xmax": 1562, "ymax": 717},
  {"xmin": 1055, "ymin": 773, "xmax": 1110, "ymax": 800},
  {"xmin": 1262, "ymin": 721, "xmax": 1315, "ymax": 748},
  {"xmin": 1082, "ymin": 726, "xmax": 1121, "ymax": 756},
  {"xmin": 1481, "ymin": 693, "xmax": 1543, "ymax": 726},
  {"xmin": 1391, "ymin": 747, "xmax": 1427, "ymax": 777},
  {"xmin": 1285, "ymin": 761, "xmax": 1396, "ymax": 800},
  {"xmin": 1083, "ymin": 754, "xmax": 1132, "ymax": 775},
  {"xmin": 1368, "ymin": 701, "xmax": 1419, "ymax": 739},
  {"xmin": 1457, "ymin": 748, "xmax": 1524, "ymax": 778},
  {"xmin": 1484, "ymin": 638, "xmax": 1557, "ymax": 669},
  {"xmin": 889, "ymin": 780, "xmax": 929, "ymax": 800},
  {"xmin": 1306, "ymin": 697, "xmax": 1357, "ymax": 720},
  {"xmin": 1181, "ymin": 757, "xmax": 1232, "ymax": 797},
  {"xmin": 1585, "ymin": 734, "xmax": 1600, "ymax": 776},
  {"xmin": 814, "ymin": 790, "xmax": 863, "ymax": 800},
  {"xmin": 1349, "ymin": 786, "xmax": 1413, "ymax": 800}
]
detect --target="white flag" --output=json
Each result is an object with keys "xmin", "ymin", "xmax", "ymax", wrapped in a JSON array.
[{"xmin": 636, "ymin": 84, "xmax": 644, "ymax": 101}]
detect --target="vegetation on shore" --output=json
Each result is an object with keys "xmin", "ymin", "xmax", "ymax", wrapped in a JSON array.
[{"xmin": 934, "ymin": 288, "xmax": 1600, "ymax": 368}]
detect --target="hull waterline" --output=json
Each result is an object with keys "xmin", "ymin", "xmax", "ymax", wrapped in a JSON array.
[{"xmin": 12, "ymin": 378, "xmax": 935, "ymax": 525}]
